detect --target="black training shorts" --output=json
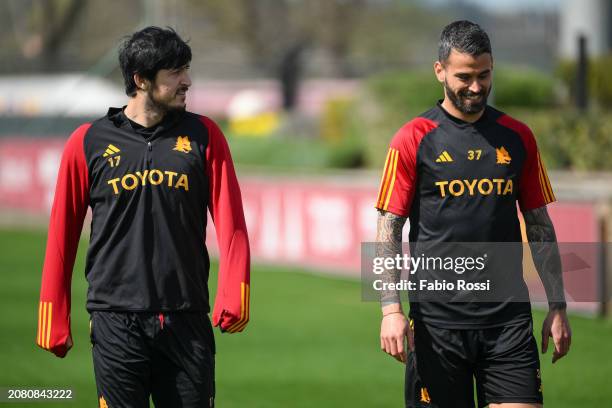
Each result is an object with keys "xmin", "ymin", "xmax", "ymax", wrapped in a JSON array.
[
  {"xmin": 405, "ymin": 318, "xmax": 542, "ymax": 408},
  {"xmin": 90, "ymin": 311, "xmax": 215, "ymax": 408}
]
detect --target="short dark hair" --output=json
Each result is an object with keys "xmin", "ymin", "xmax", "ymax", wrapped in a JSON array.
[
  {"xmin": 438, "ymin": 20, "xmax": 491, "ymax": 63},
  {"xmin": 119, "ymin": 26, "xmax": 192, "ymax": 96}
]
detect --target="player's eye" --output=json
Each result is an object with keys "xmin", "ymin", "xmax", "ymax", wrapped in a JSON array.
[{"xmin": 171, "ymin": 66, "xmax": 189, "ymax": 76}]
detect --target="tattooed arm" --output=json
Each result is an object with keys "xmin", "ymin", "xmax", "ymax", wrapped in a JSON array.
[
  {"xmin": 523, "ymin": 206, "xmax": 566, "ymax": 309},
  {"xmin": 376, "ymin": 210, "xmax": 407, "ymax": 306},
  {"xmin": 523, "ymin": 205, "xmax": 571, "ymax": 363},
  {"xmin": 376, "ymin": 210, "xmax": 412, "ymax": 363}
]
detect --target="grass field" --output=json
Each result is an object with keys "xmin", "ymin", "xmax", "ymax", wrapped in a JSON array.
[{"xmin": 0, "ymin": 228, "xmax": 611, "ymax": 407}]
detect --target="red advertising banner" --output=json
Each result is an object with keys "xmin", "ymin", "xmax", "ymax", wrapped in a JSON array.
[{"xmin": 0, "ymin": 138, "xmax": 64, "ymax": 213}]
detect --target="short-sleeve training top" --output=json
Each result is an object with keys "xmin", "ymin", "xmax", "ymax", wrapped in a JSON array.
[{"xmin": 375, "ymin": 102, "xmax": 555, "ymax": 328}]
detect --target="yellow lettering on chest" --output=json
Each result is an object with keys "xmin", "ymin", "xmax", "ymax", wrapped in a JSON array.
[
  {"xmin": 107, "ymin": 169, "xmax": 189, "ymax": 195},
  {"xmin": 435, "ymin": 178, "xmax": 513, "ymax": 198}
]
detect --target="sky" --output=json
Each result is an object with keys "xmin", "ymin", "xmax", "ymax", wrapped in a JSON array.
[
  {"xmin": 427, "ymin": 0, "xmax": 561, "ymax": 12},
  {"xmin": 464, "ymin": 0, "xmax": 560, "ymax": 11}
]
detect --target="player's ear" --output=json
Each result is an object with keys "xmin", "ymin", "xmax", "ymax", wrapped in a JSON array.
[
  {"xmin": 133, "ymin": 73, "xmax": 150, "ymax": 91},
  {"xmin": 434, "ymin": 61, "xmax": 445, "ymax": 83}
]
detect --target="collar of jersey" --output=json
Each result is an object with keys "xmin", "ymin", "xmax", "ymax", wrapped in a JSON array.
[
  {"xmin": 107, "ymin": 106, "xmax": 182, "ymax": 135},
  {"xmin": 435, "ymin": 100, "xmax": 490, "ymax": 129}
]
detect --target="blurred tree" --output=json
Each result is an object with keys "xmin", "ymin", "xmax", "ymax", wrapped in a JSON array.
[
  {"xmin": 0, "ymin": 0, "xmax": 143, "ymax": 74},
  {"xmin": 303, "ymin": 0, "xmax": 364, "ymax": 77},
  {"xmin": 9, "ymin": 0, "xmax": 88, "ymax": 70},
  {"xmin": 0, "ymin": 0, "xmax": 450, "ymax": 79},
  {"xmin": 37, "ymin": 0, "xmax": 87, "ymax": 70},
  {"xmin": 195, "ymin": 0, "xmax": 364, "ymax": 110}
]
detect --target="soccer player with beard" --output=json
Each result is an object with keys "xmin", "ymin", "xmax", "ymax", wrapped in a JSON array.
[
  {"xmin": 375, "ymin": 21, "xmax": 571, "ymax": 408},
  {"xmin": 37, "ymin": 27, "xmax": 250, "ymax": 407}
]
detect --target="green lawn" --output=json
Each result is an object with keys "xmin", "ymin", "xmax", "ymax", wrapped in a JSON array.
[{"xmin": 0, "ymin": 228, "xmax": 610, "ymax": 407}]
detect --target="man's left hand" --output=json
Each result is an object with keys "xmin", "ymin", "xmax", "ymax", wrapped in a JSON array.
[{"xmin": 541, "ymin": 309, "xmax": 571, "ymax": 364}]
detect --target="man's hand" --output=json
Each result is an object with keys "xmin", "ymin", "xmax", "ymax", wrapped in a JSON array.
[
  {"xmin": 541, "ymin": 309, "xmax": 571, "ymax": 363},
  {"xmin": 380, "ymin": 305, "xmax": 413, "ymax": 364}
]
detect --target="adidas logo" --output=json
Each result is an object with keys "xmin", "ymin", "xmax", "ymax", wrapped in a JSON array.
[
  {"xmin": 435, "ymin": 151, "xmax": 453, "ymax": 163},
  {"xmin": 102, "ymin": 144, "xmax": 120, "ymax": 157}
]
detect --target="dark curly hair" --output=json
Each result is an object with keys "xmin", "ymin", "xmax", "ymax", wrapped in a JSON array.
[{"xmin": 119, "ymin": 26, "xmax": 192, "ymax": 96}]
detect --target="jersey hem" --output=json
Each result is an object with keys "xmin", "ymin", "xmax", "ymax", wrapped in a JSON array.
[
  {"xmin": 409, "ymin": 313, "xmax": 532, "ymax": 330},
  {"xmin": 86, "ymin": 307, "xmax": 211, "ymax": 313}
]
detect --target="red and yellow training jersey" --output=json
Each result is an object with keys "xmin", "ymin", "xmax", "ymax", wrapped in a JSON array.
[
  {"xmin": 375, "ymin": 102, "xmax": 555, "ymax": 327},
  {"xmin": 37, "ymin": 108, "xmax": 251, "ymax": 357}
]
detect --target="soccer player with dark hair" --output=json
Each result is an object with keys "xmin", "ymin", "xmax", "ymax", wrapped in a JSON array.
[
  {"xmin": 36, "ymin": 26, "xmax": 250, "ymax": 407},
  {"xmin": 376, "ymin": 20, "xmax": 571, "ymax": 408}
]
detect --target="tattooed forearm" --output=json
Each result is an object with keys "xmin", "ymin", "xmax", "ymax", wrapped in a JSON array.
[
  {"xmin": 523, "ymin": 206, "xmax": 566, "ymax": 309},
  {"xmin": 375, "ymin": 210, "xmax": 407, "ymax": 306}
]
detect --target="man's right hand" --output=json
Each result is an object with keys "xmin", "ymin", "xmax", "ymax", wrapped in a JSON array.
[{"xmin": 380, "ymin": 305, "xmax": 413, "ymax": 364}]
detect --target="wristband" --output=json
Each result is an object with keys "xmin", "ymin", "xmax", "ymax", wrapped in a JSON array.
[{"xmin": 548, "ymin": 301, "xmax": 567, "ymax": 311}]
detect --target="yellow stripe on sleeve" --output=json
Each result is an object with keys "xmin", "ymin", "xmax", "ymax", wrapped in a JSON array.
[
  {"xmin": 37, "ymin": 302, "xmax": 43, "ymax": 346},
  {"xmin": 539, "ymin": 154, "xmax": 555, "ymax": 202},
  {"xmin": 237, "ymin": 283, "xmax": 250, "ymax": 331},
  {"xmin": 232, "ymin": 285, "xmax": 250, "ymax": 332},
  {"xmin": 227, "ymin": 283, "xmax": 250, "ymax": 333},
  {"xmin": 537, "ymin": 161, "xmax": 549, "ymax": 202},
  {"xmin": 378, "ymin": 149, "xmax": 398, "ymax": 209},
  {"xmin": 230, "ymin": 285, "xmax": 250, "ymax": 333},
  {"xmin": 382, "ymin": 149, "xmax": 399, "ymax": 211},
  {"xmin": 535, "ymin": 153, "xmax": 549, "ymax": 203},
  {"xmin": 537, "ymin": 154, "xmax": 552, "ymax": 203},
  {"xmin": 227, "ymin": 283, "xmax": 246, "ymax": 332},
  {"xmin": 230, "ymin": 319, "xmax": 249, "ymax": 333},
  {"xmin": 376, "ymin": 149, "xmax": 393, "ymax": 208},
  {"xmin": 45, "ymin": 303, "xmax": 52, "ymax": 349},
  {"xmin": 40, "ymin": 302, "xmax": 47, "ymax": 349}
]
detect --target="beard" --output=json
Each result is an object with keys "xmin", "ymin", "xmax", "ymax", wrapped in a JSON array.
[
  {"xmin": 146, "ymin": 87, "xmax": 187, "ymax": 115},
  {"xmin": 444, "ymin": 80, "xmax": 490, "ymax": 115}
]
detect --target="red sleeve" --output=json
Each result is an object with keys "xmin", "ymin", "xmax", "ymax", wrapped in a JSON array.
[
  {"xmin": 497, "ymin": 115, "xmax": 556, "ymax": 211},
  {"xmin": 375, "ymin": 118, "xmax": 437, "ymax": 217},
  {"xmin": 201, "ymin": 116, "xmax": 251, "ymax": 333},
  {"xmin": 37, "ymin": 123, "xmax": 90, "ymax": 357}
]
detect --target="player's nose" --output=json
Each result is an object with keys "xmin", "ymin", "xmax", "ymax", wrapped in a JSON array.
[
  {"xmin": 181, "ymin": 71, "xmax": 192, "ymax": 88},
  {"xmin": 469, "ymin": 80, "xmax": 483, "ymax": 94}
]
